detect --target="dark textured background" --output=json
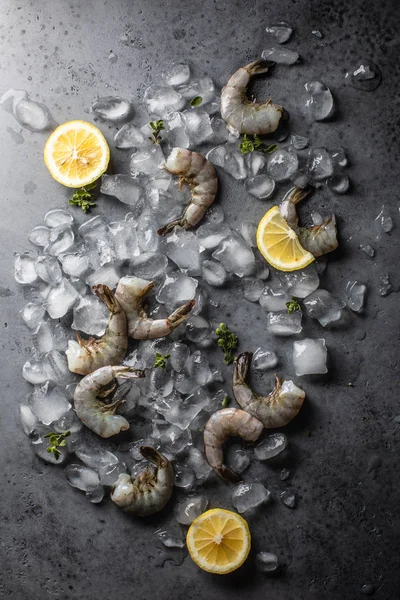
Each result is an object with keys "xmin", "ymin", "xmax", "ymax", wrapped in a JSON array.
[{"xmin": 1, "ymin": 0, "xmax": 399, "ymax": 598}]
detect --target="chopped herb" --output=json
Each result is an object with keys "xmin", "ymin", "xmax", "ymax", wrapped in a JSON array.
[
  {"xmin": 215, "ymin": 322, "xmax": 238, "ymax": 365},
  {"xmin": 190, "ymin": 95, "xmax": 203, "ymax": 107},
  {"xmin": 154, "ymin": 352, "xmax": 171, "ymax": 370},
  {"xmin": 69, "ymin": 182, "xmax": 97, "ymax": 213},
  {"xmin": 148, "ymin": 119, "xmax": 165, "ymax": 144},
  {"xmin": 239, "ymin": 133, "xmax": 278, "ymax": 155},
  {"xmin": 44, "ymin": 431, "xmax": 71, "ymax": 460},
  {"xmin": 286, "ymin": 296, "xmax": 301, "ymax": 314},
  {"xmin": 221, "ymin": 395, "xmax": 230, "ymax": 408}
]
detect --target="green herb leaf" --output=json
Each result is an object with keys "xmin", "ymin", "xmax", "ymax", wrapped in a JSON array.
[
  {"xmin": 239, "ymin": 134, "xmax": 278, "ymax": 155},
  {"xmin": 239, "ymin": 134, "xmax": 255, "ymax": 155},
  {"xmin": 190, "ymin": 96, "xmax": 203, "ymax": 107},
  {"xmin": 45, "ymin": 431, "xmax": 71, "ymax": 460},
  {"xmin": 286, "ymin": 296, "xmax": 301, "ymax": 314},
  {"xmin": 69, "ymin": 182, "xmax": 97, "ymax": 213},
  {"xmin": 149, "ymin": 120, "xmax": 165, "ymax": 144},
  {"xmin": 154, "ymin": 352, "xmax": 171, "ymax": 370},
  {"xmin": 215, "ymin": 322, "xmax": 238, "ymax": 365},
  {"xmin": 221, "ymin": 395, "xmax": 230, "ymax": 408}
]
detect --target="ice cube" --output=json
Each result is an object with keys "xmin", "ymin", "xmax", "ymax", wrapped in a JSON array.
[
  {"xmin": 255, "ymin": 433, "xmax": 287, "ymax": 460},
  {"xmin": 267, "ymin": 149, "xmax": 298, "ymax": 182},
  {"xmin": 293, "ymin": 338, "xmax": 327, "ymax": 375},
  {"xmin": 72, "ymin": 294, "xmax": 109, "ymax": 337},
  {"xmin": 223, "ymin": 147, "xmax": 247, "ymax": 179},
  {"xmin": 259, "ymin": 285, "xmax": 291, "ymax": 311},
  {"xmin": 205, "ymin": 204, "xmax": 225, "ymax": 225},
  {"xmin": 186, "ymin": 316, "xmax": 211, "ymax": 343},
  {"xmin": 177, "ymin": 77, "xmax": 216, "ymax": 105},
  {"xmin": 303, "ymin": 289, "xmax": 345, "ymax": 326},
  {"xmin": 162, "ymin": 390, "xmax": 209, "ymax": 430},
  {"xmin": 92, "ymin": 96, "xmax": 132, "ymax": 121},
  {"xmin": 304, "ymin": 81, "xmax": 334, "ymax": 121},
  {"xmin": 30, "ymin": 383, "xmax": 71, "ymax": 425},
  {"xmin": 163, "ymin": 63, "xmax": 191, "ymax": 87},
  {"xmin": 147, "ymin": 188, "xmax": 185, "ymax": 225},
  {"xmin": 256, "ymin": 552, "xmax": 279, "ymax": 573},
  {"xmin": 44, "ymin": 209, "xmax": 74, "ymax": 228},
  {"xmin": 86, "ymin": 264, "xmax": 120, "ymax": 288},
  {"xmin": 231, "ymin": 482, "xmax": 271, "ymax": 513},
  {"xmin": 186, "ymin": 447, "xmax": 212, "ymax": 481},
  {"xmin": 291, "ymin": 135, "xmax": 309, "ymax": 150},
  {"xmin": 261, "ymin": 46, "xmax": 299, "ymax": 64},
  {"xmin": 45, "ymin": 224, "xmax": 75, "ymax": 256},
  {"xmin": 14, "ymin": 254, "xmax": 37, "ymax": 284},
  {"xmin": 114, "ymin": 123, "xmax": 147, "ymax": 150},
  {"xmin": 174, "ymin": 464, "xmax": 196, "ymax": 490},
  {"xmin": 280, "ymin": 490, "xmax": 297, "ymax": 508},
  {"xmin": 170, "ymin": 342, "xmax": 190, "ymax": 372},
  {"xmin": 1, "ymin": 89, "xmax": 27, "ymax": 113},
  {"xmin": 28, "ymin": 226, "xmax": 51, "ymax": 247},
  {"xmin": 209, "ymin": 116, "xmax": 229, "ymax": 144},
  {"xmin": 265, "ymin": 23, "xmax": 293, "ymax": 43},
  {"xmin": 175, "ymin": 496, "xmax": 208, "ymax": 525},
  {"xmin": 379, "ymin": 273, "xmax": 392, "ymax": 297},
  {"xmin": 21, "ymin": 303, "xmax": 45, "ymax": 333},
  {"xmin": 182, "ymin": 110, "xmax": 213, "ymax": 145},
  {"xmin": 212, "ymin": 233, "xmax": 255, "ymax": 278},
  {"xmin": 86, "ymin": 486, "xmax": 106, "ymax": 503},
  {"xmin": 59, "ymin": 252, "xmax": 90, "ymax": 278},
  {"xmin": 149, "ymin": 367, "xmax": 175, "ymax": 398},
  {"xmin": 186, "ymin": 350, "xmax": 213, "ymax": 386},
  {"xmin": 156, "ymin": 529, "xmax": 185, "ymax": 550},
  {"xmin": 65, "ymin": 464, "xmax": 101, "ymax": 492},
  {"xmin": 152, "ymin": 421, "xmax": 192, "ymax": 459},
  {"xmin": 350, "ymin": 60, "xmax": 382, "ymax": 91},
  {"xmin": 156, "ymin": 272, "xmax": 198, "ymax": 310},
  {"xmin": 226, "ymin": 444, "xmax": 251, "ymax": 474},
  {"xmin": 252, "ymin": 348, "xmax": 278, "ymax": 370},
  {"xmin": 109, "ymin": 218, "xmax": 140, "ymax": 260},
  {"xmin": 237, "ymin": 222, "xmax": 257, "ymax": 248},
  {"xmin": 308, "ymin": 148, "xmax": 334, "ymax": 181},
  {"xmin": 206, "ymin": 144, "xmax": 227, "ymax": 167},
  {"xmin": 35, "ymin": 256, "xmax": 62, "ymax": 285},
  {"xmin": 98, "ymin": 462, "xmax": 126, "ymax": 486},
  {"xmin": 130, "ymin": 144, "xmax": 164, "ymax": 177},
  {"xmin": 196, "ymin": 221, "xmax": 230, "ymax": 249},
  {"xmin": 31, "ymin": 434, "xmax": 69, "ymax": 464},
  {"xmin": 162, "ymin": 228, "xmax": 204, "ymax": 275},
  {"xmin": 241, "ymin": 277, "xmax": 264, "ymax": 302},
  {"xmin": 360, "ymin": 244, "xmax": 375, "ymax": 258},
  {"xmin": 23, "ymin": 355, "xmax": 55, "ymax": 385},
  {"xmin": 346, "ymin": 281, "xmax": 366, "ymax": 312},
  {"xmin": 144, "ymin": 85, "xmax": 185, "ymax": 116},
  {"xmin": 54, "ymin": 409, "xmax": 82, "ymax": 434},
  {"xmin": 328, "ymin": 174, "xmax": 350, "ymax": 194},
  {"xmin": 43, "ymin": 278, "xmax": 78, "ymax": 318},
  {"xmin": 267, "ymin": 311, "xmax": 302, "ymax": 336},
  {"xmin": 11, "ymin": 93, "xmax": 56, "ymax": 132},
  {"xmin": 130, "ymin": 252, "xmax": 168, "ymax": 279},
  {"xmin": 101, "ymin": 174, "xmax": 143, "ymax": 207},
  {"xmin": 375, "ymin": 204, "xmax": 393, "ymax": 235},
  {"xmin": 280, "ymin": 468, "xmax": 291, "ymax": 481},
  {"xmin": 136, "ymin": 213, "xmax": 160, "ymax": 253},
  {"xmin": 34, "ymin": 322, "xmax": 54, "ymax": 353},
  {"xmin": 19, "ymin": 403, "xmax": 39, "ymax": 435},
  {"xmin": 245, "ymin": 174, "xmax": 276, "ymax": 199},
  {"xmin": 163, "ymin": 111, "xmax": 190, "ymax": 148},
  {"xmin": 245, "ymin": 151, "xmax": 267, "ymax": 177},
  {"xmin": 278, "ymin": 266, "xmax": 320, "ymax": 298}
]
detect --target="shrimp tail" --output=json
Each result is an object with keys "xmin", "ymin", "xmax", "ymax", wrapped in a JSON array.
[
  {"xmin": 111, "ymin": 365, "xmax": 146, "ymax": 380},
  {"xmin": 290, "ymin": 187, "xmax": 313, "ymax": 205},
  {"xmin": 233, "ymin": 352, "xmax": 252, "ymax": 385},
  {"xmin": 217, "ymin": 465, "xmax": 242, "ymax": 484},
  {"xmin": 246, "ymin": 58, "xmax": 273, "ymax": 76},
  {"xmin": 140, "ymin": 446, "xmax": 167, "ymax": 467},
  {"xmin": 167, "ymin": 300, "xmax": 196, "ymax": 327},
  {"xmin": 157, "ymin": 218, "xmax": 184, "ymax": 236},
  {"xmin": 92, "ymin": 284, "xmax": 119, "ymax": 313}
]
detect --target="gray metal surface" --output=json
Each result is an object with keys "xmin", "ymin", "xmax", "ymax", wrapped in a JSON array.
[{"xmin": 0, "ymin": 0, "xmax": 399, "ymax": 598}]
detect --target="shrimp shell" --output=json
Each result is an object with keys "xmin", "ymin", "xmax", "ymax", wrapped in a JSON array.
[
  {"xmin": 232, "ymin": 352, "xmax": 305, "ymax": 428},
  {"xmin": 66, "ymin": 284, "xmax": 128, "ymax": 375},
  {"xmin": 157, "ymin": 148, "xmax": 218, "ymax": 235},
  {"xmin": 111, "ymin": 446, "xmax": 174, "ymax": 516},
  {"xmin": 280, "ymin": 187, "xmax": 338, "ymax": 257},
  {"xmin": 220, "ymin": 59, "xmax": 283, "ymax": 135},
  {"xmin": 74, "ymin": 365, "xmax": 145, "ymax": 438},
  {"xmin": 204, "ymin": 407, "xmax": 264, "ymax": 483},
  {"xmin": 114, "ymin": 276, "xmax": 195, "ymax": 339}
]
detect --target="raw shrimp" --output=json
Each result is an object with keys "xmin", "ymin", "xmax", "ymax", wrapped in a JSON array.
[
  {"xmin": 74, "ymin": 365, "xmax": 145, "ymax": 438},
  {"xmin": 111, "ymin": 446, "xmax": 173, "ymax": 516},
  {"xmin": 280, "ymin": 187, "xmax": 338, "ymax": 257},
  {"xmin": 157, "ymin": 147, "xmax": 218, "ymax": 235},
  {"xmin": 220, "ymin": 59, "xmax": 283, "ymax": 135},
  {"xmin": 233, "ymin": 352, "xmax": 305, "ymax": 428},
  {"xmin": 114, "ymin": 276, "xmax": 194, "ymax": 339},
  {"xmin": 204, "ymin": 407, "xmax": 263, "ymax": 483},
  {"xmin": 66, "ymin": 284, "xmax": 128, "ymax": 375}
]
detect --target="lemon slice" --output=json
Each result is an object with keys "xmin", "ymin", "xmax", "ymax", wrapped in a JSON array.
[
  {"xmin": 186, "ymin": 508, "xmax": 251, "ymax": 575},
  {"xmin": 256, "ymin": 205, "xmax": 315, "ymax": 272},
  {"xmin": 44, "ymin": 120, "xmax": 110, "ymax": 188}
]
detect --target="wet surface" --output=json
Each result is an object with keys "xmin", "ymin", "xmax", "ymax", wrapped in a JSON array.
[{"xmin": 0, "ymin": 0, "xmax": 399, "ymax": 599}]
